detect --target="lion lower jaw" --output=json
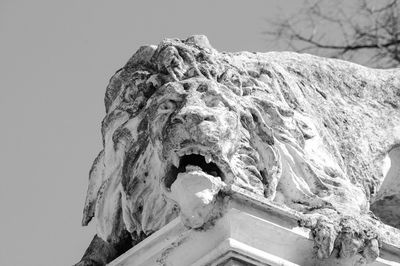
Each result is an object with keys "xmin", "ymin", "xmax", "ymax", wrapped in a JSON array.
[{"xmin": 167, "ymin": 169, "xmax": 224, "ymax": 228}]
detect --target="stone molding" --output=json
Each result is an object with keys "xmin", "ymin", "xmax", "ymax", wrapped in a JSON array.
[{"xmin": 109, "ymin": 188, "xmax": 400, "ymax": 266}]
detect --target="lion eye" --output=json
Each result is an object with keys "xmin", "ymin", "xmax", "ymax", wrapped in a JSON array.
[{"xmin": 158, "ymin": 100, "xmax": 176, "ymax": 113}]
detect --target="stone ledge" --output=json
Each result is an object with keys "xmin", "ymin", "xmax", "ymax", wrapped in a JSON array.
[{"xmin": 108, "ymin": 189, "xmax": 400, "ymax": 266}]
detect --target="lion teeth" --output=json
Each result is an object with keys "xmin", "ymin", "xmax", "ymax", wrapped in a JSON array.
[
  {"xmin": 176, "ymin": 147, "xmax": 214, "ymax": 164},
  {"xmin": 205, "ymin": 154, "xmax": 212, "ymax": 163}
]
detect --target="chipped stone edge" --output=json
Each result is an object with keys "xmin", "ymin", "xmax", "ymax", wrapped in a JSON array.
[
  {"xmin": 226, "ymin": 184, "xmax": 400, "ymax": 261},
  {"xmin": 109, "ymin": 185, "xmax": 400, "ymax": 265}
]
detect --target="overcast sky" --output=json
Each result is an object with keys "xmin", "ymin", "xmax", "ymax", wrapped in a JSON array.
[{"xmin": 0, "ymin": 1, "xmax": 303, "ymax": 265}]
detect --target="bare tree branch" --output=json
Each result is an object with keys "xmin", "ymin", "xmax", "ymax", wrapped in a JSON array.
[{"xmin": 265, "ymin": 0, "xmax": 400, "ymax": 68}]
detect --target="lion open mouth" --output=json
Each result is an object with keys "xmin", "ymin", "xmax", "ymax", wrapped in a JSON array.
[{"xmin": 164, "ymin": 153, "xmax": 224, "ymax": 191}]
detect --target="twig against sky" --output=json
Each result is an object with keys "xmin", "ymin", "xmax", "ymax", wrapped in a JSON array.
[{"xmin": 265, "ymin": 0, "xmax": 400, "ymax": 68}]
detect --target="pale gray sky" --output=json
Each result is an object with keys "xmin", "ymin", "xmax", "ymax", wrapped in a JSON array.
[{"xmin": 0, "ymin": 1, "xmax": 302, "ymax": 265}]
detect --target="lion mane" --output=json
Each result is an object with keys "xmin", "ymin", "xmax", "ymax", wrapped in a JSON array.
[{"xmin": 81, "ymin": 35, "xmax": 400, "ymax": 249}]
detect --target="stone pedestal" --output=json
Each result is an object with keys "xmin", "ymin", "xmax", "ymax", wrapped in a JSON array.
[{"xmin": 109, "ymin": 189, "xmax": 400, "ymax": 266}]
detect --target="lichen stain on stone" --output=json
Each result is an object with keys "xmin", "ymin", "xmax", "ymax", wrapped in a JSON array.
[{"xmin": 156, "ymin": 236, "xmax": 188, "ymax": 266}]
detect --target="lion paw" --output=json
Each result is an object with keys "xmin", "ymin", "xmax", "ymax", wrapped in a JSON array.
[{"xmin": 310, "ymin": 215, "xmax": 380, "ymax": 262}]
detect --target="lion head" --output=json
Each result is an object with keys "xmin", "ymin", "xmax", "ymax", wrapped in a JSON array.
[{"xmin": 81, "ymin": 35, "xmax": 400, "ymax": 247}]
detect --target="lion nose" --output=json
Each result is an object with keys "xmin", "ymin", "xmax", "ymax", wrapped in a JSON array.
[{"xmin": 172, "ymin": 108, "xmax": 216, "ymax": 124}]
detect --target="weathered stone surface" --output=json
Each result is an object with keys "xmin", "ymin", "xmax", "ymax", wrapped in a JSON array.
[
  {"xmin": 76, "ymin": 35, "xmax": 400, "ymax": 265},
  {"xmin": 169, "ymin": 166, "xmax": 224, "ymax": 228},
  {"xmin": 371, "ymin": 146, "xmax": 400, "ymax": 229}
]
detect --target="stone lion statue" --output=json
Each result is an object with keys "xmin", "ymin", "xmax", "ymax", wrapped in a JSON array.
[{"xmin": 76, "ymin": 36, "xmax": 400, "ymax": 265}]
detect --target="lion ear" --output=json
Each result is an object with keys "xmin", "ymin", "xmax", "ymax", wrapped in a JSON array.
[{"xmin": 82, "ymin": 150, "xmax": 105, "ymax": 226}]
